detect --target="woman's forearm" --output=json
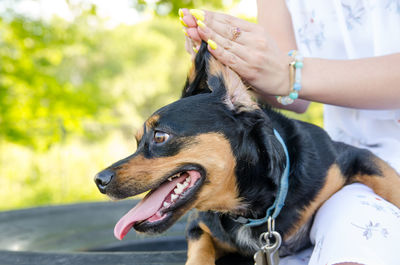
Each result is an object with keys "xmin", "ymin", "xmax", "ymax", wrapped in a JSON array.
[{"xmin": 301, "ymin": 54, "xmax": 400, "ymax": 109}]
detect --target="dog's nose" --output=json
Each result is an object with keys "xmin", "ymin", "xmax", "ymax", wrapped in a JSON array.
[{"xmin": 94, "ymin": 169, "xmax": 115, "ymax": 194}]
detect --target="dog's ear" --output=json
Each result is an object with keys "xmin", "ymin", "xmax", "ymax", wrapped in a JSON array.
[
  {"xmin": 181, "ymin": 42, "xmax": 213, "ymax": 97},
  {"xmin": 254, "ymin": 120, "xmax": 287, "ymax": 184},
  {"xmin": 182, "ymin": 42, "xmax": 258, "ymax": 112},
  {"xmin": 233, "ymin": 110, "xmax": 286, "ymax": 185}
]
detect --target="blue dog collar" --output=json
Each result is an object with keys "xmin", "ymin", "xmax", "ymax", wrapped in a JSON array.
[{"xmin": 243, "ymin": 128, "xmax": 290, "ymax": 227}]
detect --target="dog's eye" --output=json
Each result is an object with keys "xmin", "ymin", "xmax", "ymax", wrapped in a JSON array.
[{"xmin": 154, "ymin": 131, "xmax": 169, "ymax": 144}]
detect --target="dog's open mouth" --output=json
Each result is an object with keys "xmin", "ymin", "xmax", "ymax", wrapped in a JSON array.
[{"xmin": 114, "ymin": 169, "xmax": 204, "ymax": 240}]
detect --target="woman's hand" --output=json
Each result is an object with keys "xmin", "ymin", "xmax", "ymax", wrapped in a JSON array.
[{"xmin": 180, "ymin": 9, "xmax": 292, "ymax": 97}]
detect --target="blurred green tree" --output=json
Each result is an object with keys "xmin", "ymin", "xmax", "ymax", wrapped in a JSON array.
[
  {"xmin": 0, "ymin": 0, "xmax": 235, "ymax": 150},
  {"xmin": 0, "ymin": 11, "xmax": 177, "ymax": 150},
  {"xmin": 0, "ymin": 11, "xmax": 114, "ymax": 150}
]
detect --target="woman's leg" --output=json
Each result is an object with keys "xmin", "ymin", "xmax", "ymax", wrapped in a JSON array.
[{"xmin": 308, "ymin": 183, "xmax": 400, "ymax": 265}]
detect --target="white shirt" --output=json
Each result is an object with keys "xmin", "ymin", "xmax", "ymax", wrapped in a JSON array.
[{"xmin": 285, "ymin": 0, "xmax": 400, "ymax": 172}]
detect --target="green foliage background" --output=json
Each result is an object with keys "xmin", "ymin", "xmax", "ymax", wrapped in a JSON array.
[{"xmin": 0, "ymin": 1, "xmax": 322, "ymax": 210}]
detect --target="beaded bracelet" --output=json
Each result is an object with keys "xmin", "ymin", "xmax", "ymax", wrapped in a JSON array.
[{"xmin": 276, "ymin": 50, "xmax": 303, "ymax": 105}]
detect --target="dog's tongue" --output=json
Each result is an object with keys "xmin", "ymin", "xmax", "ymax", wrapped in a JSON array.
[{"xmin": 114, "ymin": 174, "xmax": 187, "ymax": 240}]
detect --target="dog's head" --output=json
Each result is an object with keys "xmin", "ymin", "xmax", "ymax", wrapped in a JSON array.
[{"xmin": 95, "ymin": 42, "xmax": 284, "ymax": 239}]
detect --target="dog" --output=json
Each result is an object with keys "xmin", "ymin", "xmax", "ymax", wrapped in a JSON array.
[{"xmin": 94, "ymin": 42, "xmax": 400, "ymax": 264}]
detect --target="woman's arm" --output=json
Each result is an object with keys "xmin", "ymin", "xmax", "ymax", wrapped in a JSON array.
[
  {"xmin": 260, "ymin": 0, "xmax": 400, "ymax": 109},
  {"xmin": 302, "ymin": 55, "xmax": 400, "ymax": 109},
  {"xmin": 181, "ymin": 1, "xmax": 400, "ymax": 110}
]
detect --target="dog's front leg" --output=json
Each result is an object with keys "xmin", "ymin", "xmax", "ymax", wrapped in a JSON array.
[
  {"xmin": 186, "ymin": 231, "xmax": 217, "ymax": 265},
  {"xmin": 186, "ymin": 211, "xmax": 238, "ymax": 265}
]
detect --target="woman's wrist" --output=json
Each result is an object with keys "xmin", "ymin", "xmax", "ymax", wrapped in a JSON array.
[
  {"xmin": 276, "ymin": 50, "xmax": 304, "ymax": 105},
  {"xmin": 296, "ymin": 55, "xmax": 400, "ymax": 109}
]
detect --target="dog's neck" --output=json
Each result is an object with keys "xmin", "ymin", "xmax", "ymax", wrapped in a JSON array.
[{"xmin": 235, "ymin": 124, "xmax": 290, "ymax": 215}]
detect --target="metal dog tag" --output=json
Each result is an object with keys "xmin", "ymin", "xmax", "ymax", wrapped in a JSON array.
[
  {"xmin": 254, "ymin": 249, "xmax": 267, "ymax": 265},
  {"xmin": 255, "ymin": 231, "xmax": 282, "ymax": 265},
  {"xmin": 262, "ymin": 231, "xmax": 281, "ymax": 265}
]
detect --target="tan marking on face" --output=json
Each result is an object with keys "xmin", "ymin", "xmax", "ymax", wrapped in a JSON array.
[
  {"xmin": 285, "ymin": 164, "xmax": 346, "ymax": 240},
  {"xmin": 352, "ymin": 157, "xmax": 400, "ymax": 207},
  {"xmin": 208, "ymin": 57, "xmax": 258, "ymax": 112},
  {"xmin": 145, "ymin": 114, "xmax": 160, "ymax": 128},
  {"xmin": 186, "ymin": 233, "xmax": 216, "ymax": 265},
  {"xmin": 190, "ymin": 134, "xmax": 242, "ymax": 212},
  {"xmin": 115, "ymin": 133, "xmax": 242, "ymax": 212}
]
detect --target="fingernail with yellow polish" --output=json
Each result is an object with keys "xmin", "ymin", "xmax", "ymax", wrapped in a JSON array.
[
  {"xmin": 178, "ymin": 8, "xmax": 184, "ymax": 18},
  {"xmin": 207, "ymin": 39, "xmax": 217, "ymax": 50},
  {"xmin": 179, "ymin": 17, "xmax": 188, "ymax": 27},
  {"xmin": 193, "ymin": 46, "xmax": 198, "ymax": 53},
  {"xmin": 190, "ymin": 9, "xmax": 205, "ymax": 21},
  {"xmin": 182, "ymin": 28, "xmax": 189, "ymax": 37},
  {"xmin": 197, "ymin": 20, "xmax": 206, "ymax": 29}
]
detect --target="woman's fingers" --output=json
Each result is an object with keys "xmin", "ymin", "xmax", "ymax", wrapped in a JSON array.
[
  {"xmin": 184, "ymin": 35, "xmax": 200, "ymax": 59},
  {"xmin": 186, "ymin": 27, "xmax": 201, "ymax": 43},
  {"xmin": 204, "ymin": 10, "xmax": 255, "ymax": 45},
  {"xmin": 198, "ymin": 25, "xmax": 250, "ymax": 63},
  {"xmin": 179, "ymin": 8, "xmax": 197, "ymax": 27},
  {"xmin": 207, "ymin": 40, "xmax": 254, "ymax": 81},
  {"xmin": 180, "ymin": 9, "xmax": 202, "ymax": 46},
  {"xmin": 180, "ymin": 8, "xmax": 200, "ymax": 54},
  {"xmin": 183, "ymin": 9, "xmax": 259, "ymax": 66},
  {"xmin": 179, "ymin": 9, "xmax": 259, "ymax": 80},
  {"xmin": 182, "ymin": 9, "xmax": 255, "ymax": 45},
  {"xmin": 181, "ymin": 8, "xmax": 261, "ymax": 81}
]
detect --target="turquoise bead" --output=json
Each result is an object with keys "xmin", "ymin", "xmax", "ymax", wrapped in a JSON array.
[
  {"xmin": 293, "ymin": 82, "xmax": 301, "ymax": 91},
  {"xmin": 295, "ymin": 61, "xmax": 303, "ymax": 69},
  {"xmin": 289, "ymin": 91, "xmax": 298, "ymax": 100}
]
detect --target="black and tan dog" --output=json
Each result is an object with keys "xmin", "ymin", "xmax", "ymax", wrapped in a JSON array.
[{"xmin": 95, "ymin": 42, "xmax": 400, "ymax": 264}]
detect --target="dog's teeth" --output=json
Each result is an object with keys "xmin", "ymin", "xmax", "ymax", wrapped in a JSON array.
[
  {"xmin": 168, "ymin": 174, "xmax": 180, "ymax": 182},
  {"xmin": 171, "ymin": 194, "xmax": 178, "ymax": 201},
  {"xmin": 185, "ymin": 176, "xmax": 191, "ymax": 182},
  {"xmin": 174, "ymin": 183, "xmax": 185, "ymax": 194},
  {"xmin": 163, "ymin": 202, "xmax": 170, "ymax": 208},
  {"xmin": 183, "ymin": 182, "xmax": 189, "ymax": 187}
]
